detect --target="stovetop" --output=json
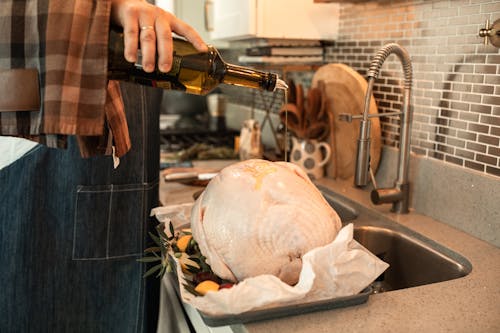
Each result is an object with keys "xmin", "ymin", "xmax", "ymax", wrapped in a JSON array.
[{"xmin": 160, "ymin": 129, "xmax": 238, "ymax": 153}]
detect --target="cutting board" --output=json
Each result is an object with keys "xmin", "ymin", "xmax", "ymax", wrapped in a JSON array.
[{"xmin": 311, "ymin": 64, "xmax": 381, "ymax": 180}]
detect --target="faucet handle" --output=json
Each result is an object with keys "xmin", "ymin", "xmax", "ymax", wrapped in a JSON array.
[
  {"xmin": 338, "ymin": 113, "xmax": 367, "ymax": 122},
  {"xmin": 479, "ymin": 19, "xmax": 491, "ymax": 45},
  {"xmin": 479, "ymin": 18, "xmax": 500, "ymax": 47},
  {"xmin": 339, "ymin": 111, "xmax": 403, "ymax": 123},
  {"xmin": 338, "ymin": 113, "xmax": 354, "ymax": 123}
]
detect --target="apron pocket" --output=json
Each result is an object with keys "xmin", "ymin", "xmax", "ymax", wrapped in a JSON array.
[{"xmin": 72, "ymin": 183, "xmax": 149, "ymax": 260}]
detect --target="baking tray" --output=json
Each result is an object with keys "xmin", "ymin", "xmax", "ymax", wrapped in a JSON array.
[
  {"xmin": 169, "ymin": 272, "xmax": 371, "ymax": 327},
  {"xmin": 199, "ymin": 287, "xmax": 371, "ymax": 327}
]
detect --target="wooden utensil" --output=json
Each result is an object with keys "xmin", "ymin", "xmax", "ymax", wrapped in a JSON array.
[
  {"xmin": 287, "ymin": 79, "xmax": 297, "ymax": 104},
  {"xmin": 305, "ymin": 87, "xmax": 321, "ymax": 124},
  {"xmin": 316, "ymin": 80, "xmax": 328, "ymax": 121},
  {"xmin": 279, "ymin": 82, "xmax": 309, "ymax": 139},
  {"xmin": 305, "ymin": 122, "xmax": 329, "ymax": 141},
  {"xmin": 295, "ymin": 83, "xmax": 305, "ymax": 127},
  {"xmin": 303, "ymin": 86, "xmax": 329, "ymax": 140},
  {"xmin": 279, "ymin": 103, "xmax": 306, "ymax": 138}
]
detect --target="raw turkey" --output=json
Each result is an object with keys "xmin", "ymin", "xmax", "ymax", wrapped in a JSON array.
[{"xmin": 190, "ymin": 159, "xmax": 342, "ymax": 286}]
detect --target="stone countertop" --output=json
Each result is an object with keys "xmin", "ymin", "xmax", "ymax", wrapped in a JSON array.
[
  {"xmin": 159, "ymin": 163, "xmax": 500, "ymax": 333},
  {"xmin": 159, "ymin": 160, "xmax": 237, "ymax": 206}
]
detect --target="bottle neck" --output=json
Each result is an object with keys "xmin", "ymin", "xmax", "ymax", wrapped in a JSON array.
[{"xmin": 222, "ymin": 63, "xmax": 277, "ymax": 92}]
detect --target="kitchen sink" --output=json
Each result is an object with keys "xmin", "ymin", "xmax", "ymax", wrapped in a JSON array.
[{"xmin": 320, "ymin": 186, "xmax": 472, "ymax": 293}]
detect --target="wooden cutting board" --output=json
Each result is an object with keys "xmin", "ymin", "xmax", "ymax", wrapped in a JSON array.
[{"xmin": 311, "ymin": 64, "xmax": 381, "ymax": 180}]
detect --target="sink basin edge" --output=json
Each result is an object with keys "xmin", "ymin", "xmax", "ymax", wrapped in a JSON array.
[{"xmin": 318, "ymin": 185, "xmax": 473, "ymax": 292}]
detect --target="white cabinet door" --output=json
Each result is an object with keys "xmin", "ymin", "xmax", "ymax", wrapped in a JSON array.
[
  {"xmin": 210, "ymin": 0, "xmax": 257, "ymax": 40},
  {"xmin": 156, "ymin": 0, "xmax": 229, "ymax": 48},
  {"xmin": 210, "ymin": 0, "xmax": 339, "ymax": 41},
  {"xmin": 257, "ymin": 0, "xmax": 339, "ymax": 40}
]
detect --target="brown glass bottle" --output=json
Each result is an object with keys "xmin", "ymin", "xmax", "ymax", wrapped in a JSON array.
[{"xmin": 107, "ymin": 30, "xmax": 278, "ymax": 95}]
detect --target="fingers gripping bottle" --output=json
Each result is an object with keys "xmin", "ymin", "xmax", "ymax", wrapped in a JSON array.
[{"xmin": 108, "ymin": 29, "xmax": 281, "ymax": 95}]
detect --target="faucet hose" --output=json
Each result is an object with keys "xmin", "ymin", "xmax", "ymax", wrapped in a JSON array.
[{"xmin": 367, "ymin": 43, "xmax": 412, "ymax": 89}]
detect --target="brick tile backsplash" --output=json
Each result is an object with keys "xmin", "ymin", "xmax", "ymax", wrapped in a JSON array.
[
  {"xmin": 220, "ymin": 0, "xmax": 499, "ymax": 177},
  {"xmin": 486, "ymin": 166, "xmax": 500, "ymax": 177},
  {"xmin": 467, "ymin": 141, "xmax": 487, "ymax": 153},
  {"xmin": 489, "ymin": 146, "xmax": 500, "ymax": 157},
  {"xmin": 457, "ymin": 129, "xmax": 477, "ymax": 141},
  {"xmin": 471, "ymin": 103, "xmax": 491, "ymax": 114},
  {"xmin": 333, "ymin": 0, "xmax": 500, "ymax": 177},
  {"xmin": 478, "ymin": 134, "xmax": 500, "ymax": 146},
  {"xmin": 465, "ymin": 160, "xmax": 485, "ymax": 172}
]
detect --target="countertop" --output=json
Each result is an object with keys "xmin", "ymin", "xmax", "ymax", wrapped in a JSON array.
[{"xmin": 159, "ymin": 161, "xmax": 500, "ymax": 333}]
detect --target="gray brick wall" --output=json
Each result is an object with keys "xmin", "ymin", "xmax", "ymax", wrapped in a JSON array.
[
  {"xmin": 326, "ymin": 0, "xmax": 500, "ymax": 177},
  {"xmin": 221, "ymin": 0, "xmax": 500, "ymax": 177}
]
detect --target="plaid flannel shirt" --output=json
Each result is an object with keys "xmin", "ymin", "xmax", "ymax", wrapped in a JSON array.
[{"xmin": 0, "ymin": 0, "xmax": 131, "ymax": 157}]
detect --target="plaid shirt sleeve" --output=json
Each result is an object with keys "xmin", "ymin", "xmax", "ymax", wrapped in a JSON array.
[{"xmin": 0, "ymin": 0, "xmax": 131, "ymax": 157}]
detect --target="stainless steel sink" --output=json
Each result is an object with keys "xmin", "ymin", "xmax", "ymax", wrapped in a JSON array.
[{"xmin": 320, "ymin": 186, "xmax": 472, "ymax": 293}]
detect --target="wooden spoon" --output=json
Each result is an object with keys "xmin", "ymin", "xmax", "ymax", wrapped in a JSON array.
[
  {"xmin": 279, "ymin": 103, "xmax": 306, "ymax": 138},
  {"xmin": 305, "ymin": 87, "xmax": 321, "ymax": 125}
]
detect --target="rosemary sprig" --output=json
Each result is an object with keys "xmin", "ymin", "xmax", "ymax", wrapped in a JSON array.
[
  {"xmin": 137, "ymin": 222, "xmax": 176, "ymax": 278},
  {"xmin": 138, "ymin": 220, "xmax": 228, "ymax": 296}
]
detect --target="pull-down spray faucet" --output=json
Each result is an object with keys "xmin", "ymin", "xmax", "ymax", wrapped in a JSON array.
[{"xmin": 340, "ymin": 43, "xmax": 413, "ymax": 214}]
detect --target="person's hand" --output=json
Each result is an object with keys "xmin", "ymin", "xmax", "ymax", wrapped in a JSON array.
[{"xmin": 110, "ymin": 0, "xmax": 208, "ymax": 73}]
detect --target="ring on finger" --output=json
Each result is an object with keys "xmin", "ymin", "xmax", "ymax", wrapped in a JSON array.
[{"xmin": 140, "ymin": 25, "xmax": 155, "ymax": 31}]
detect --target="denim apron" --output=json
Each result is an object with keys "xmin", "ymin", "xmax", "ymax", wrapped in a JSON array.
[{"xmin": 0, "ymin": 83, "xmax": 162, "ymax": 333}]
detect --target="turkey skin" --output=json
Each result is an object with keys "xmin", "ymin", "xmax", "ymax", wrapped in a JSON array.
[{"xmin": 190, "ymin": 159, "xmax": 342, "ymax": 285}]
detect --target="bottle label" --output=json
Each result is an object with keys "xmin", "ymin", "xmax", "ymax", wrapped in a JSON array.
[
  {"xmin": 170, "ymin": 55, "xmax": 182, "ymax": 76},
  {"xmin": 155, "ymin": 81, "xmax": 173, "ymax": 89},
  {"xmin": 133, "ymin": 51, "xmax": 181, "ymax": 77}
]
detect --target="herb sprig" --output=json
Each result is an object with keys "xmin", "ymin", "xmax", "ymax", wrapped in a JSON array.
[
  {"xmin": 138, "ymin": 221, "xmax": 232, "ymax": 296},
  {"xmin": 137, "ymin": 222, "xmax": 176, "ymax": 278}
]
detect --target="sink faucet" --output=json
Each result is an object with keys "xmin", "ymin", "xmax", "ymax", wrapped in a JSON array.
[{"xmin": 340, "ymin": 43, "xmax": 413, "ymax": 214}]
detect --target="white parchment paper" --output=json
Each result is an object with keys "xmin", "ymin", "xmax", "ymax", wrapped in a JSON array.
[{"xmin": 151, "ymin": 204, "xmax": 389, "ymax": 316}]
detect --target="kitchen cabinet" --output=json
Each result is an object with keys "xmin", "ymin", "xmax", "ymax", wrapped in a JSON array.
[
  {"xmin": 155, "ymin": 0, "xmax": 229, "ymax": 48},
  {"xmin": 210, "ymin": 0, "xmax": 339, "ymax": 41},
  {"xmin": 313, "ymin": 0, "xmax": 366, "ymax": 2}
]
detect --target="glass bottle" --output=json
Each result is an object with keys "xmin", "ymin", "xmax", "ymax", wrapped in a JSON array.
[{"xmin": 108, "ymin": 29, "xmax": 278, "ymax": 95}]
